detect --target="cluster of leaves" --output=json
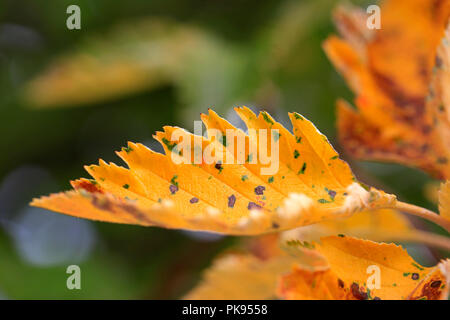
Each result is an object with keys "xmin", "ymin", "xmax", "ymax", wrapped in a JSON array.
[{"xmin": 30, "ymin": 0, "xmax": 450, "ymax": 299}]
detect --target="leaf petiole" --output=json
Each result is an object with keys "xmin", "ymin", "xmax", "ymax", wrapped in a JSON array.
[{"xmin": 394, "ymin": 201, "xmax": 450, "ymax": 233}]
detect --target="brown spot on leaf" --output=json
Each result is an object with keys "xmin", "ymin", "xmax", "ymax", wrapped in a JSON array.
[
  {"xmin": 328, "ymin": 189, "xmax": 337, "ymax": 199},
  {"xmin": 413, "ymin": 277, "xmax": 443, "ymax": 300},
  {"xmin": 254, "ymin": 185, "xmax": 265, "ymax": 195},
  {"xmin": 435, "ymin": 54, "xmax": 443, "ymax": 68},
  {"xmin": 215, "ymin": 162, "xmax": 223, "ymax": 172},
  {"xmin": 72, "ymin": 180, "xmax": 103, "ymax": 194},
  {"xmin": 430, "ymin": 280, "xmax": 442, "ymax": 288},
  {"xmin": 248, "ymin": 202, "xmax": 262, "ymax": 210},
  {"xmin": 190, "ymin": 197, "xmax": 199, "ymax": 204},
  {"xmin": 118, "ymin": 202, "xmax": 154, "ymax": 225},
  {"xmin": 350, "ymin": 283, "xmax": 368, "ymax": 300},
  {"xmin": 169, "ymin": 184, "xmax": 178, "ymax": 194},
  {"xmin": 91, "ymin": 196, "xmax": 113, "ymax": 211},
  {"xmin": 228, "ymin": 195, "xmax": 236, "ymax": 208}
]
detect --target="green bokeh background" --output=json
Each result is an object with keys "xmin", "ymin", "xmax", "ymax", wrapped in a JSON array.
[{"xmin": 0, "ymin": 0, "xmax": 445, "ymax": 299}]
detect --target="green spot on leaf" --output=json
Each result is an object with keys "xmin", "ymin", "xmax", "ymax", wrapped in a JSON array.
[
  {"xmin": 220, "ymin": 135, "xmax": 227, "ymax": 147},
  {"xmin": 298, "ymin": 162, "xmax": 307, "ymax": 174},
  {"xmin": 262, "ymin": 112, "xmax": 274, "ymax": 125},
  {"xmin": 170, "ymin": 175, "xmax": 179, "ymax": 187},
  {"xmin": 162, "ymin": 138, "xmax": 177, "ymax": 152},
  {"xmin": 122, "ymin": 146, "xmax": 133, "ymax": 153},
  {"xmin": 411, "ymin": 263, "xmax": 424, "ymax": 271}
]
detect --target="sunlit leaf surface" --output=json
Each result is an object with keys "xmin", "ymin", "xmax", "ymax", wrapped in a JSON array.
[{"xmin": 31, "ymin": 109, "xmax": 396, "ymax": 235}]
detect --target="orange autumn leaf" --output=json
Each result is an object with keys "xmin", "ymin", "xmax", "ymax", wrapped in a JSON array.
[
  {"xmin": 324, "ymin": 0, "xmax": 450, "ymax": 179},
  {"xmin": 283, "ymin": 209, "xmax": 412, "ymax": 242},
  {"xmin": 439, "ymin": 180, "xmax": 450, "ymax": 222},
  {"xmin": 186, "ymin": 235, "xmax": 450, "ymax": 300},
  {"xmin": 277, "ymin": 236, "xmax": 450, "ymax": 300},
  {"xmin": 185, "ymin": 246, "xmax": 328, "ymax": 300},
  {"xmin": 277, "ymin": 267, "xmax": 351, "ymax": 300},
  {"xmin": 282, "ymin": 208, "xmax": 450, "ymax": 250},
  {"xmin": 185, "ymin": 234, "xmax": 328, "ymax": 300},
  {"xmin": 424, "ymin": 181, "xmax": 441, "ymax": 204},
  {"xmin": 407, "ymin": 260, "xmax": 450, "ymax": 300},
  {"xmin": 31, "ymin": 108, "xmax": 396, "ymax": 235},
  {"xmin": 185, "ymin": 254, "xmax": 293, "ymax": 300},
  {"xmin": 428, "ymin": 25, "xmax": 450, "ymax": 177}
]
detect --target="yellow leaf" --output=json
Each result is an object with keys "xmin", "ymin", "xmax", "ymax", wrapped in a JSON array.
[
  {"xmin": 283, "ymin": 209, "xmax": 411, "ymax": 241},
  {"xmin": 278, "ymin": 236, "xmax": 450, "ymax": 300},
  {"xmin": 324, "ymin": 0, "xmax": 450, "ymax": 179},
  {"xmin": 23, "ymin": 19, "xmax": 225, "ymax": 108},
  {"xmin": 424, "ymin": 181, "xmax": 440, "ymax": 204},
  {"xmin": 407, "ymin": 259, "xmax": 450, "ymax": 300},
  {"xmin": 185, "ymin": 234, "xmax": 328, "ymax": 299},
  {"xmin": 439, "ymin": 180, "xmax": 450, "ymax": 221},
  {"xmin": 31, "ymin": 108, "xmax": 396, "ymax": 235},
  {"xmin": 185, "ymin": 249, "xmax": 327, "ymax": 300},
  {"xmin": 427, "ymin": 24, "xmax": 450, "ymax": 178},
  {"xmin": 315, "ymin": 236, "xmax": 427, "ymax": 299},
  {"xmin": 282, "ymin": 209, "xmax": 450, "ymax": 250},
  {"xmin": 277, "ymin": 266, "xmax": 351, "ymax": 300},
  {"xmin": 185, "ymin": 254, "xmax": 286, "ymax": 300}
]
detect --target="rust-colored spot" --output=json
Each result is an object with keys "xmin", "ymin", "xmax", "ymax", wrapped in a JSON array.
[
  {"xmin": 72, "ymin": 180, "xmax": 103, "ymax": 194},
  {"xmin": 430, "ymin": 280, "xmax": 442, "ymax": 288},
  {"xmin": 350, "ymin": 282, "xmax": 368, "ymax": 300},
  {"xmin": 418, "ymin": 280, "xmax": 442, "ymax": 300},
  {"xmin": 246, "ymin": 234, "xmax": 281, "ymax": 261}
]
